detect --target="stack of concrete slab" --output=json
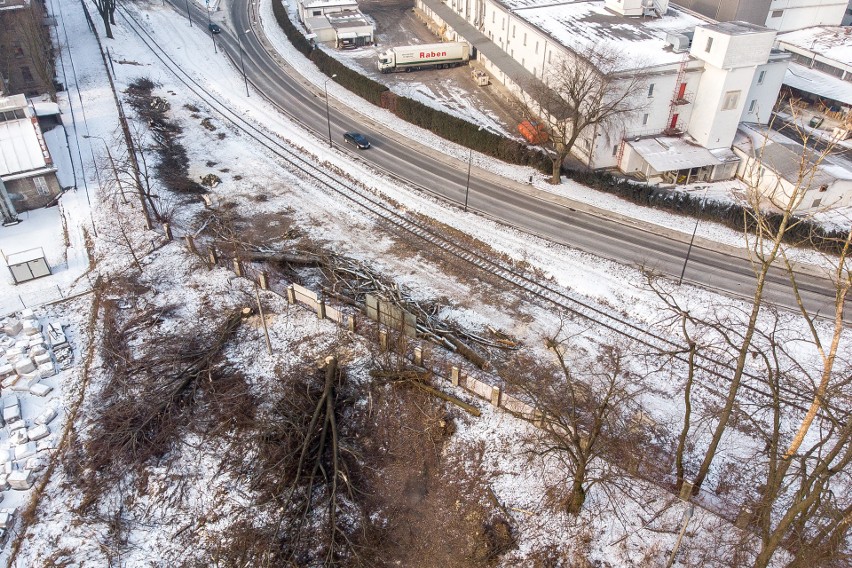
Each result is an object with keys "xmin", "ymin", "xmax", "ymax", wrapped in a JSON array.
[
  {"xmin": 0, "ymin": 381, "xmax": 58, "ymax": 498},
  {"xmin": 0, "ymin": 309, "xmax": 65, "ymax": 510},
  {"xmin": 0, "ymin": 312, "xmax": 59, "ymax": 398}
]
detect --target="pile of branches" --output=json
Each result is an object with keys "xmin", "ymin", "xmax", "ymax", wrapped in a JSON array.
[
  {"xmin": 124, "ymin": 77, "xmax": 207, "ymax": 195},
  {"xmin": 75, "ymin": 301, "xmax": 247, "ymax": 504},
  {"xmin": 244, "ymin": 247, "xmax": 519, "ymax": 368},
  {"xmin": 240, "ymin": 356, "xmax": 362, "ymax": 566}
]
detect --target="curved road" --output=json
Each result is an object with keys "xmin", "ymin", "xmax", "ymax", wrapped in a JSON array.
[{"xmin": 176, "ymin": 0, "xmax": 841, "ymax": 316}]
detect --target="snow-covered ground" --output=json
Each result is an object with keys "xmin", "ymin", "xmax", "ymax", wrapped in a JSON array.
[{"xmin": 0, "ymin": 0, "xmax": 847, "ymax": 566}]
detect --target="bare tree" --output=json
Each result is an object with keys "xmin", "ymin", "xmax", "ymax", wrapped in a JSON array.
[
  {"xmin": 127, "ymin": 121, "xmax": 167, "ymax": 221},
  {"xmin": 506, "ymin": 321, "xmax": 648, "ymax": 515},
  {"xmin": 641, "ymin": 105, "xmax": 852, "ymax": 565},
  {"xmin": 91, "ymin": 0, "xmax": 117, "ymax": 40},
  {"xmin": 747, "ymin": 331, "xmax": 852, "ymax": 568},
  {"xmin": 688, "ymin": 108, "xmax": 849, "ymax": 493},
  {"xmin": 517, "ymin": 42, "xmax": 646, "ymax": 184},
  {"xmin": 94, "ymin": 135, "xmax": 150, "ymax": 272}
]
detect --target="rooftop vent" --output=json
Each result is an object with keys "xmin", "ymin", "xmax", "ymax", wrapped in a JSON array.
[
  {"xmin": 666, "ymin": 32, "xmax": 691, "ymax": 52},
  {"xmin": 605, "ymin": 0, "xmax": 670, "ymax": 18}
]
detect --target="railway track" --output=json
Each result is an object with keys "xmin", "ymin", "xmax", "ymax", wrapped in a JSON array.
[{"xmin": 108, "ymin": 4, "xmax": 815, "ymax": 413}]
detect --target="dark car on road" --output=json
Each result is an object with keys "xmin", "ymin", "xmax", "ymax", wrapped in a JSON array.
[
  {"xmin": 343, "ymin": 132, "xmax": 370, "ymax": 149},
  {"xmin": 208, "ymin": 23, "xmax": 221, "ymax": 34}
]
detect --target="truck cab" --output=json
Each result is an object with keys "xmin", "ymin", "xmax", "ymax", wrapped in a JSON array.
[{"xmin": 377, "ymin": 50, "xmax": 394, "ymax": 73}]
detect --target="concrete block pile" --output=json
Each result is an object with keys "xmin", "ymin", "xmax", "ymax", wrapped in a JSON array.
[
  {"xmin": 0, "ymin": 310, "xmax": 67, "ymax": 397},
  {"xmin": 0, "ymin": 309, "xmax": 67, "ymax": 541}
]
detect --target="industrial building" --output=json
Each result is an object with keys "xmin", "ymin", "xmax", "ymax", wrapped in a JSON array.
[{"xmin": 416, "ymin": 0, "xmax": 790, "ymax": 184}]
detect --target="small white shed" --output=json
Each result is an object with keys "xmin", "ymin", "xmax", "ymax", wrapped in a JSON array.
[{"xmin": 4, "ymin": 248, "xmax": 51, "ymax": 284}]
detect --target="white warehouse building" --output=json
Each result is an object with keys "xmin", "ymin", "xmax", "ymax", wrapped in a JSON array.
[{"xmin": 415, "ymin": 0, "xmax": 790, "ymax": 183}]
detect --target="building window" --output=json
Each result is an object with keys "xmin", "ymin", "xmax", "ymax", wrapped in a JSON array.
[
  {"xmin": 812, "ymin": 60, "xmax": 845, "ymax": 78},
  {"xmin": 548, "ymin": 52, "xmax": 552, "ymax": 63},
  {"xmin": 748, "ymin": 99, "xmax": 757, "ymax": 113},
  {"xmin": 523, "ymin": 33, "xmax": 527, "ymax": 46},
  {"xmin": 582, "ymin": 138, "xmax": 590, "ymax": 150},
  {"xmin": 812, "ymin": 198, "xmax": 822, "ymax": 207},
  {"xmin": 722, "ymin": 90, "xmax": 740, "ymax": 110},
  {"xmin": 642, "ymin": 113, "xmax": 649, "ymax": 125},
  {"xmin": 705, "ymin": 36, "xmax": 713, "ymax": 52},
  {"xmin": 34, "ymin": 176, "xmax": 49, "ymax": 196},
  {"xmin": 612, "ymin": 144, "xmax": 619, "ymax": 157},
  {"xmin": 512, "ymin": 25, "xmax": 515, "ymax": 38},
  {"xmin": 535, "ymin": 41, "xmax": 538, "ymax": 54},
  {"xmin": 0, "ymin": 109, "xmax": 26, "ymax": 122},
  {"xmin": 647, "ymin": 83, "xmax": 655, "ymax": 97},
  {"xmin": 492, "ymin": 11, "xmax": 495, "ymax": 23},
  {"xmin": 771, "ymin": 10, "xmax": 783, "ymax": 18},
  {"xmin": 312, "ymin": 10, "xmax": 321, "ymax": 15},
  {"xmin": 757, "ymin": 70, "xmax": 766, "ymax": 84},
  {"xmin": 502, "ymin": 18, "xmax": 505, "ymax": 31}
]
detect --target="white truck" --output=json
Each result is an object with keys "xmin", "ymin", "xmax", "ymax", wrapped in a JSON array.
[{"xmin": 377, "ymin": 42, "xmax": 470, "ymax": 73}]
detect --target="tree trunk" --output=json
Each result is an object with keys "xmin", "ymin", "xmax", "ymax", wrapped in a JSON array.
[
  {"xmin": 691, "ymin": 270, "xmax": 766, "ymax": 492},
  {"xmin": 101, "ymin": 11, "xmax": 113, "ymax": 39},
  {"xmin": 550, "ymin": 156, "xmax": 562, "ymax": 185},
  {"xmin": 783, "ymin": 281, "xmax": 848, "ymax": 460},
  {"xmin": 675, "ymin": 341, "xmax": 695, "ymax": 489},
  {"xmin": 566, "ymin": 460, "xmax": 587, "ymax": 515},
  {"xmin": 692, "ymin": 208, "xmax": 794, "ymax": 492}
]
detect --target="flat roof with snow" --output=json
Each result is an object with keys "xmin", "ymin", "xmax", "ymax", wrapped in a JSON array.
[
  {"xmin": 701, "ymin": 21, "xmax": 771, "ymax": 36},
  {"xmin": 776, "ymin": 26, "xmax": 852, "ymax": 67},
  {"xmin": 0, "ymin": 94, "xmax": 27, "ymax": 113},
  {"xmin": 31, "ymin": 101, "xmax": 60, "ymax": 117},
  {"xmin": 0, "ymin": 118, "xmax": 49, "ymax": 177},
  {"xmin": 304, "ymin": 16, "xmax": 334, "ymax": 31},
  {"xmin": 502, "ymin": 0, "xmax": 709, "ymax": 70},
  {"xmin": 735, "ymin": 124, "xmax": 852, "ymax": 185},
  {"xmin": 5, "ymin": 248, "xmax": 47, "ymax": 266},
  {"xmin": 326, "ymin": 11, "xmax": 372, "ymax": 28},
  {"xmin": 628, "ymin": 136, "xmax": 727, "ymax": 171}
]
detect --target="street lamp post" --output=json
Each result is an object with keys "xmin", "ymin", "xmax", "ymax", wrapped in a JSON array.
[
  {"xmin": 238, "ymin": 29, "xmax": 251, "ymax": 97},
  {"xmin": 324, "ymin": 74, "xmax": 337, "ymax": 148},
  {"xmin": 464, "ymin": 147, "xmax": 473, "ymax": 212},
  {"xmin": 205, "ymin": 1, "xmax": 217, "ymax": 54},
  {"xmin": 463, "ymin": 127, "xmax": 483, "ymax": 212},
  {"xmin": 184, "ymin": 0, "xmax": 192, "ymax": 26},
  {"xmin": 678, "ymin": 185, "xmax": 710, "ymax": 286}
]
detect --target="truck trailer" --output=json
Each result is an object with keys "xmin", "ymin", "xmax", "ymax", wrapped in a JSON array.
[{"xmin": 377, "ymin": 42, "xmax": 470, "ymax": 73}]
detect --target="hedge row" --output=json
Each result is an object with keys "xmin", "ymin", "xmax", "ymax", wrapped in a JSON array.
[{"xmin": 565, "ymin": 169, "xmax": 849, "ymax": 255}]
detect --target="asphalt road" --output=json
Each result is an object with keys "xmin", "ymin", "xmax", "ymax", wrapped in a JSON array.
[{"xmin": 170, "ymin": 0, "xmax": 842, "ymax": 316}]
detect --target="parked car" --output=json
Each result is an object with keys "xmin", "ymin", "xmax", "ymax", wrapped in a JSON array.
[
  {"xmin": 208, "ymin": 23, "xmax": 221, "ymax": 34},
  {"xmin": 343, "ymin": 132, "xmax": 370, "ymax": 149}
]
